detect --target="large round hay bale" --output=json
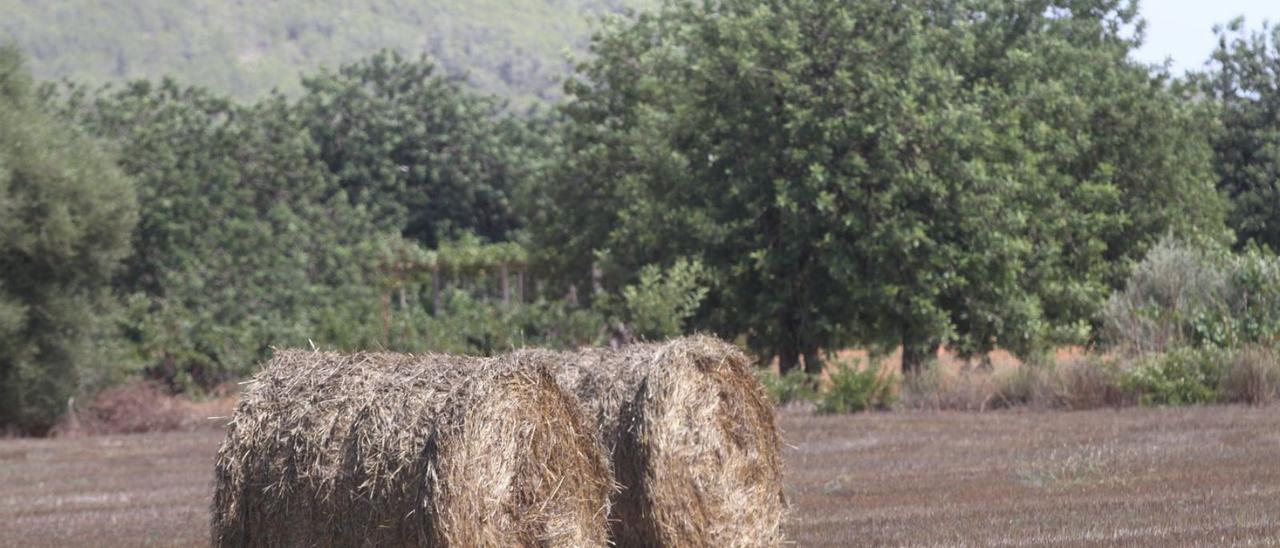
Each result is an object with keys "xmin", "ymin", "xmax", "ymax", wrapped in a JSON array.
[
  {"xmin": 519, "ymin": 335, "xmax": 785, "ymax": 547},
  {"xmin": 211, "ymin": 350, "xmax": 612, "ymax": 547}
]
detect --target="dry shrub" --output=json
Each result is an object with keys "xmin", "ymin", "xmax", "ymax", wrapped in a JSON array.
[
  {"xmin": 1043, "ymin": 358, "xmax": 1131, "ymax": 410},
  {"xmin": 517, "ymin": 335, "xmax": 784, "ymax": 547},
  {"xmin": 901, "ymin": 366, "xmax": 1000, "ymax": 411},
  {"xmin": 1220, "ymin": 345, "xmax": 1280, "ymax": 405},
  {"xmin": 211, "ymin": 350, "xmax": 612, "ymax": 547},
  {"xmin": 56, "ymin": 381, "xmax": 189, "ymax": 436}
]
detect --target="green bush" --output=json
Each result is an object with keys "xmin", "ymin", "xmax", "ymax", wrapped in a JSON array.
[
  {"xmin": 1105, "ymin": 238, "xmax": 1280, "ymax": 353},
  {"xmin": 817, "ymin": 361, "xmax": 896, "ymax": 414},
  {"xmin": 758, "ymin": 369, "xmax": 817, "ymax": 406},
  {"xmin": 617, "ymin": 258, "xmax": 708, "ymax": 340},
  {"xmin": 1121, "ymin": 347, "xmax": 1227, "ymax": 406}
]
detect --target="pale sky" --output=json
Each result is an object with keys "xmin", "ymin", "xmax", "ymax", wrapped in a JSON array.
[{"xmin": 1133, "ymin": 0, "xmax": 1277, "ymax": 74}]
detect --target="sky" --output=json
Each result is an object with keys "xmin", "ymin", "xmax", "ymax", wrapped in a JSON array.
[{"xmin": 1133, "ymin": 0, "xmax": 1277, "ymax": 74}]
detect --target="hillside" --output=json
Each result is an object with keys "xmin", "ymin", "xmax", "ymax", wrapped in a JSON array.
[{"xmin": 0, "ymin": 0, "xmax": 651, "ymax": 106}]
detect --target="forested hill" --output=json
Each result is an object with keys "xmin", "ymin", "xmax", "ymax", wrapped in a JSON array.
[{"xmin": 0, "ymin": 0, "xmax": 648, "ymax": 106}]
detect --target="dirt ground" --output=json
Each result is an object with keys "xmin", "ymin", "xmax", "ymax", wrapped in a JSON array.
[{"xmin": 1, "ymin": 406, "xmax": 1277, "ymax": 546}]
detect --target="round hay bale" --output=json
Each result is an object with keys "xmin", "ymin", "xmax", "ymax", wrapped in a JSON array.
[
  {"xmin": 519, "ymin": 335, "xmax": 785, "ymax": 547},
  {"xmin": 211, "ymin": 350, "xmax": 612, "ymax": 547}
]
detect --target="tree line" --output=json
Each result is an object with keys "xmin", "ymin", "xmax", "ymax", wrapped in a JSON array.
[{"xmin": 3, "ymin": 0, "xmax": 1280, "ymax": 433}]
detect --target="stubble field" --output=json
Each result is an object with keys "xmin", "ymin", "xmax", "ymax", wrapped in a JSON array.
[{"xmin": 1, "ymin": 406, "xmax": 1277, "ymax": 546}]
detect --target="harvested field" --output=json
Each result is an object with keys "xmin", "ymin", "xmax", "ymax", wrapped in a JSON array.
[{"xmin": 1, "ymin": 406, "xmax": 1278, "ymax": 546}]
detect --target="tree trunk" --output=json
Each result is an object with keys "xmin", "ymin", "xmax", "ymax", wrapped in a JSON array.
[
  {"xmin": 901, "ymin": 327, "xmax": 937, "ymax": 375},
  {"xmin": 802, "ymin": 347, "xmax": 823, "ymax": 376},
  {"xmin": 777, "ymin": 346, "xmax": 801, "ymax": 376}
]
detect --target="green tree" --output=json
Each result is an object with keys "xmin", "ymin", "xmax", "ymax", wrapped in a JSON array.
[
  {"xmin": 940, "ymin": 0, "xmax": 1227, "ymax": 353},
  {"xmin": 0, "ymin": 46, "xmax": 138, "ymax": 434},
  {"xmin": 1203, "ymin": 19, "xmax": 1280, "ymax": 250},
  {"xmin": 295, "ymin": 51, "xmax": 539, "ymax": 247},
  {"xmin": 51, "ymin": 78, "xmax": 384, "ymax": 385},
  {"xmin": 535, "ymin": 0, "xmax": 1226, "ymax": 373}
]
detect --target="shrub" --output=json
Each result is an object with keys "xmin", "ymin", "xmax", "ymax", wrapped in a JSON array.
[
  {"xmin": 1219, "ymin": 345, "xmax": 1280, "ymax": 405},
  {"xmin": 817, "ymin": 361, "xmax": 896, "ymax": 414},
  {"xmin": 1104, "ymin": 238, "xmax": 1280, "ymax": 353},
  {"xmin": 58, "ymin": 382, "xmax": 189, "ymax": 436},
  {"xmin": 900, "ymin": 365, "xmax": 999, "ymax": 411},
  {"xmin": 1043, "ymin": 357, "xmax": 1130, "ymax": 410},
  {"xmin": 1120, "ymin": 347, "xmax": 1227, "ymax": 406},
  {"xmin": 1103, "ymin": 238, "xmax": 1229, "ymax": 353},
  {"xmin": 617, "ymin": 258, "xmax": 708, "ymax": 341},
  {"xmin": 991, "ymin": 366, "xmax": 1044, "ymax": 409},
  {"xmin": 757, "ymin": 369, "xmax": 817, "ymax": 405}
]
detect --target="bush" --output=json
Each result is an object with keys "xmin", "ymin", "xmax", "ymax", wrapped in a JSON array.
[
  {"xmin": 1104, "ymin": 238, "xmax": 1280, "ymax": 353},
  {"xmin": 57, "ymin": 382, "xmax": 189, "ymax": 436},
  {"xmin": 1219, "ymin": 345, "xmax": 1280, "ymax": 405},
  {"xmin": 1041, "ymin": 357, "xmax": 1130, "ymax": 410},
  {"xmin": 1120, "ymin": 347, "xmax": 1227, "ymax": 406},
  {"xmin": 899, "ymin": 365, "xmax": 998, "ymax": 411},
  {"xmin": 991, "ymin": 366, "xmax": 1043, "ymax": 409},
  {"xmin": 816, "ymin": 361, "xmax": 896, "ymax": 414},
  {"xmin": 758, "ymin": 369, "xmax": 816, "ymax": 406},
  {"xmin": 617, "ymin": 258, "xmax": 708, "ymax": 341}
]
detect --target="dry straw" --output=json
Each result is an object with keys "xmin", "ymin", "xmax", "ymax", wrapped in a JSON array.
[
  {"xmin": 518, "ymin": 335, "xmax": 785, "ymax": 547},
  {"xmin": 211, "ymin": 349, "xmax": 611, "ymax": 547}
]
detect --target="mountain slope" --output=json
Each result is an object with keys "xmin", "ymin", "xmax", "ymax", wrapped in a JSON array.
[{"xmin": 0, "ymin": 0, "xmax": 650, "ymax": 106}]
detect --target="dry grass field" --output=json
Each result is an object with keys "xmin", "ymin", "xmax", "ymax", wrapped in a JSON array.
[{"xmin": 1, "ymin": 406, "xmax": 1277, "ymax": 546}]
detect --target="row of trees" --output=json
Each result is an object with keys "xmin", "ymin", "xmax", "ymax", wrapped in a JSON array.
[{"xmin": 4, "ymin": 0, "xmax": 1280, "ymax": 432}]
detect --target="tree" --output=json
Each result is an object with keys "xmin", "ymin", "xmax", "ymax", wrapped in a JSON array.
[
  {"xmin": 0, "ymin": 46, "xmax": 138, "ymax": 434},
  {"xmin": 1203, "ymin": 19, "xmax": 1280, "ymax": 251},
  {"xmin": 51, "ymin": 78, "xmax": 384, "ymax": 386},
  {"xmin": 295, "ymin": 51, "xmax": 539, "ymax": 247},
  {"xmin": 938, "ymin": 0, "xmax": 1227, "ymax": 354},
  {"xmin": 534, "ymin": 0, "xmax": 1226, "ymax": 374}
]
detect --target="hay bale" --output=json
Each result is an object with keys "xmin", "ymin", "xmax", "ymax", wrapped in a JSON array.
[
  {"xmin": 211, "ymin": 350, "xmax": 612, "ymax": 547},
  {"xmin": 518, "ymin": 335, "xmax": 785, "ymax": 547}
]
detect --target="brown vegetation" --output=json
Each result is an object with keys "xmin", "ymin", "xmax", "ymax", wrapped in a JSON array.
[
  {"xmin": 53, "ymin": 382, "xmax": 194, "ymax": 437},
  {"xmin": 517, "ymin": 336, "xmax": 785, "ymax": 547},
  {"xmin": 783, "ymin": 406, "xmax": 1280, "ymax": 545},
  {"xmin": 210, "ymin": 350, "xmax": 611, "ymax": 547},
  {"xmin": 3, "ymin": 406, "xmax": 1278, "ymax": 546}
]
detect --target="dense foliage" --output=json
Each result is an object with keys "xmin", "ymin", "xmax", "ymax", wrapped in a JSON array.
[
  {"xmin": 295, "ymin": 52, "xmax": 535, "ymax": 246},
  {"xmin": 534, "ymin": 0, "xmax": 1226, "ymax": 373},
  {"xmin": 0, "ymin": 47, "xmax": 138, "ymax": 434},
  {"xmin": 1203, "ymin": 20, "xmax": 1280, "ymax": 251},
  {"xmin": 4, "ymin": 0, "xmax": 1280, "ymax": 431}
]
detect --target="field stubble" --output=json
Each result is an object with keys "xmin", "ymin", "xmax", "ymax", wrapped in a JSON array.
[{"xmin": 0, "ymin": 405, "xmax": 1277, "ymax": 546}]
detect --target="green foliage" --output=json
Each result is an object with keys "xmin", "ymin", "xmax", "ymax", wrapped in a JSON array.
[
  {"xmin": 1105, "ymin": 238, "xmax": 1280, "ymax": 353},
  {"xmin": 816, "ymin": 361, "xmax": 897, "ymax": 414},
  {"xmin": 1202, "ymin": 20, "xmax": 1280, "ymax": 250},
  {"xmin": 757, "ymin": 369, "xmax": 817, "ymax": 406},
  {"xmin": 0, "ymin": 0, "xmax": 653, "ymax": 107},
  {"xmin": 1121, "ymin": 347, "xmax": 1227, "ymax": 406},
  {"xmin": 0, "ymin": 46, "xmax": 139, "ymax": 433},
  {"xmin": 617, "ymin": 258, "xmax": 708, "ymax": 340},
  {"xmin": 534, "ymin": 0, "xmax": 1226, "ymax": 374},
  {"xmin": 296, "ymin": 52, "xmax": 539, "ymax": 246},
  {"xmin": 47, "ymin": 78, "xmax": 385, "ymax": 386}
]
